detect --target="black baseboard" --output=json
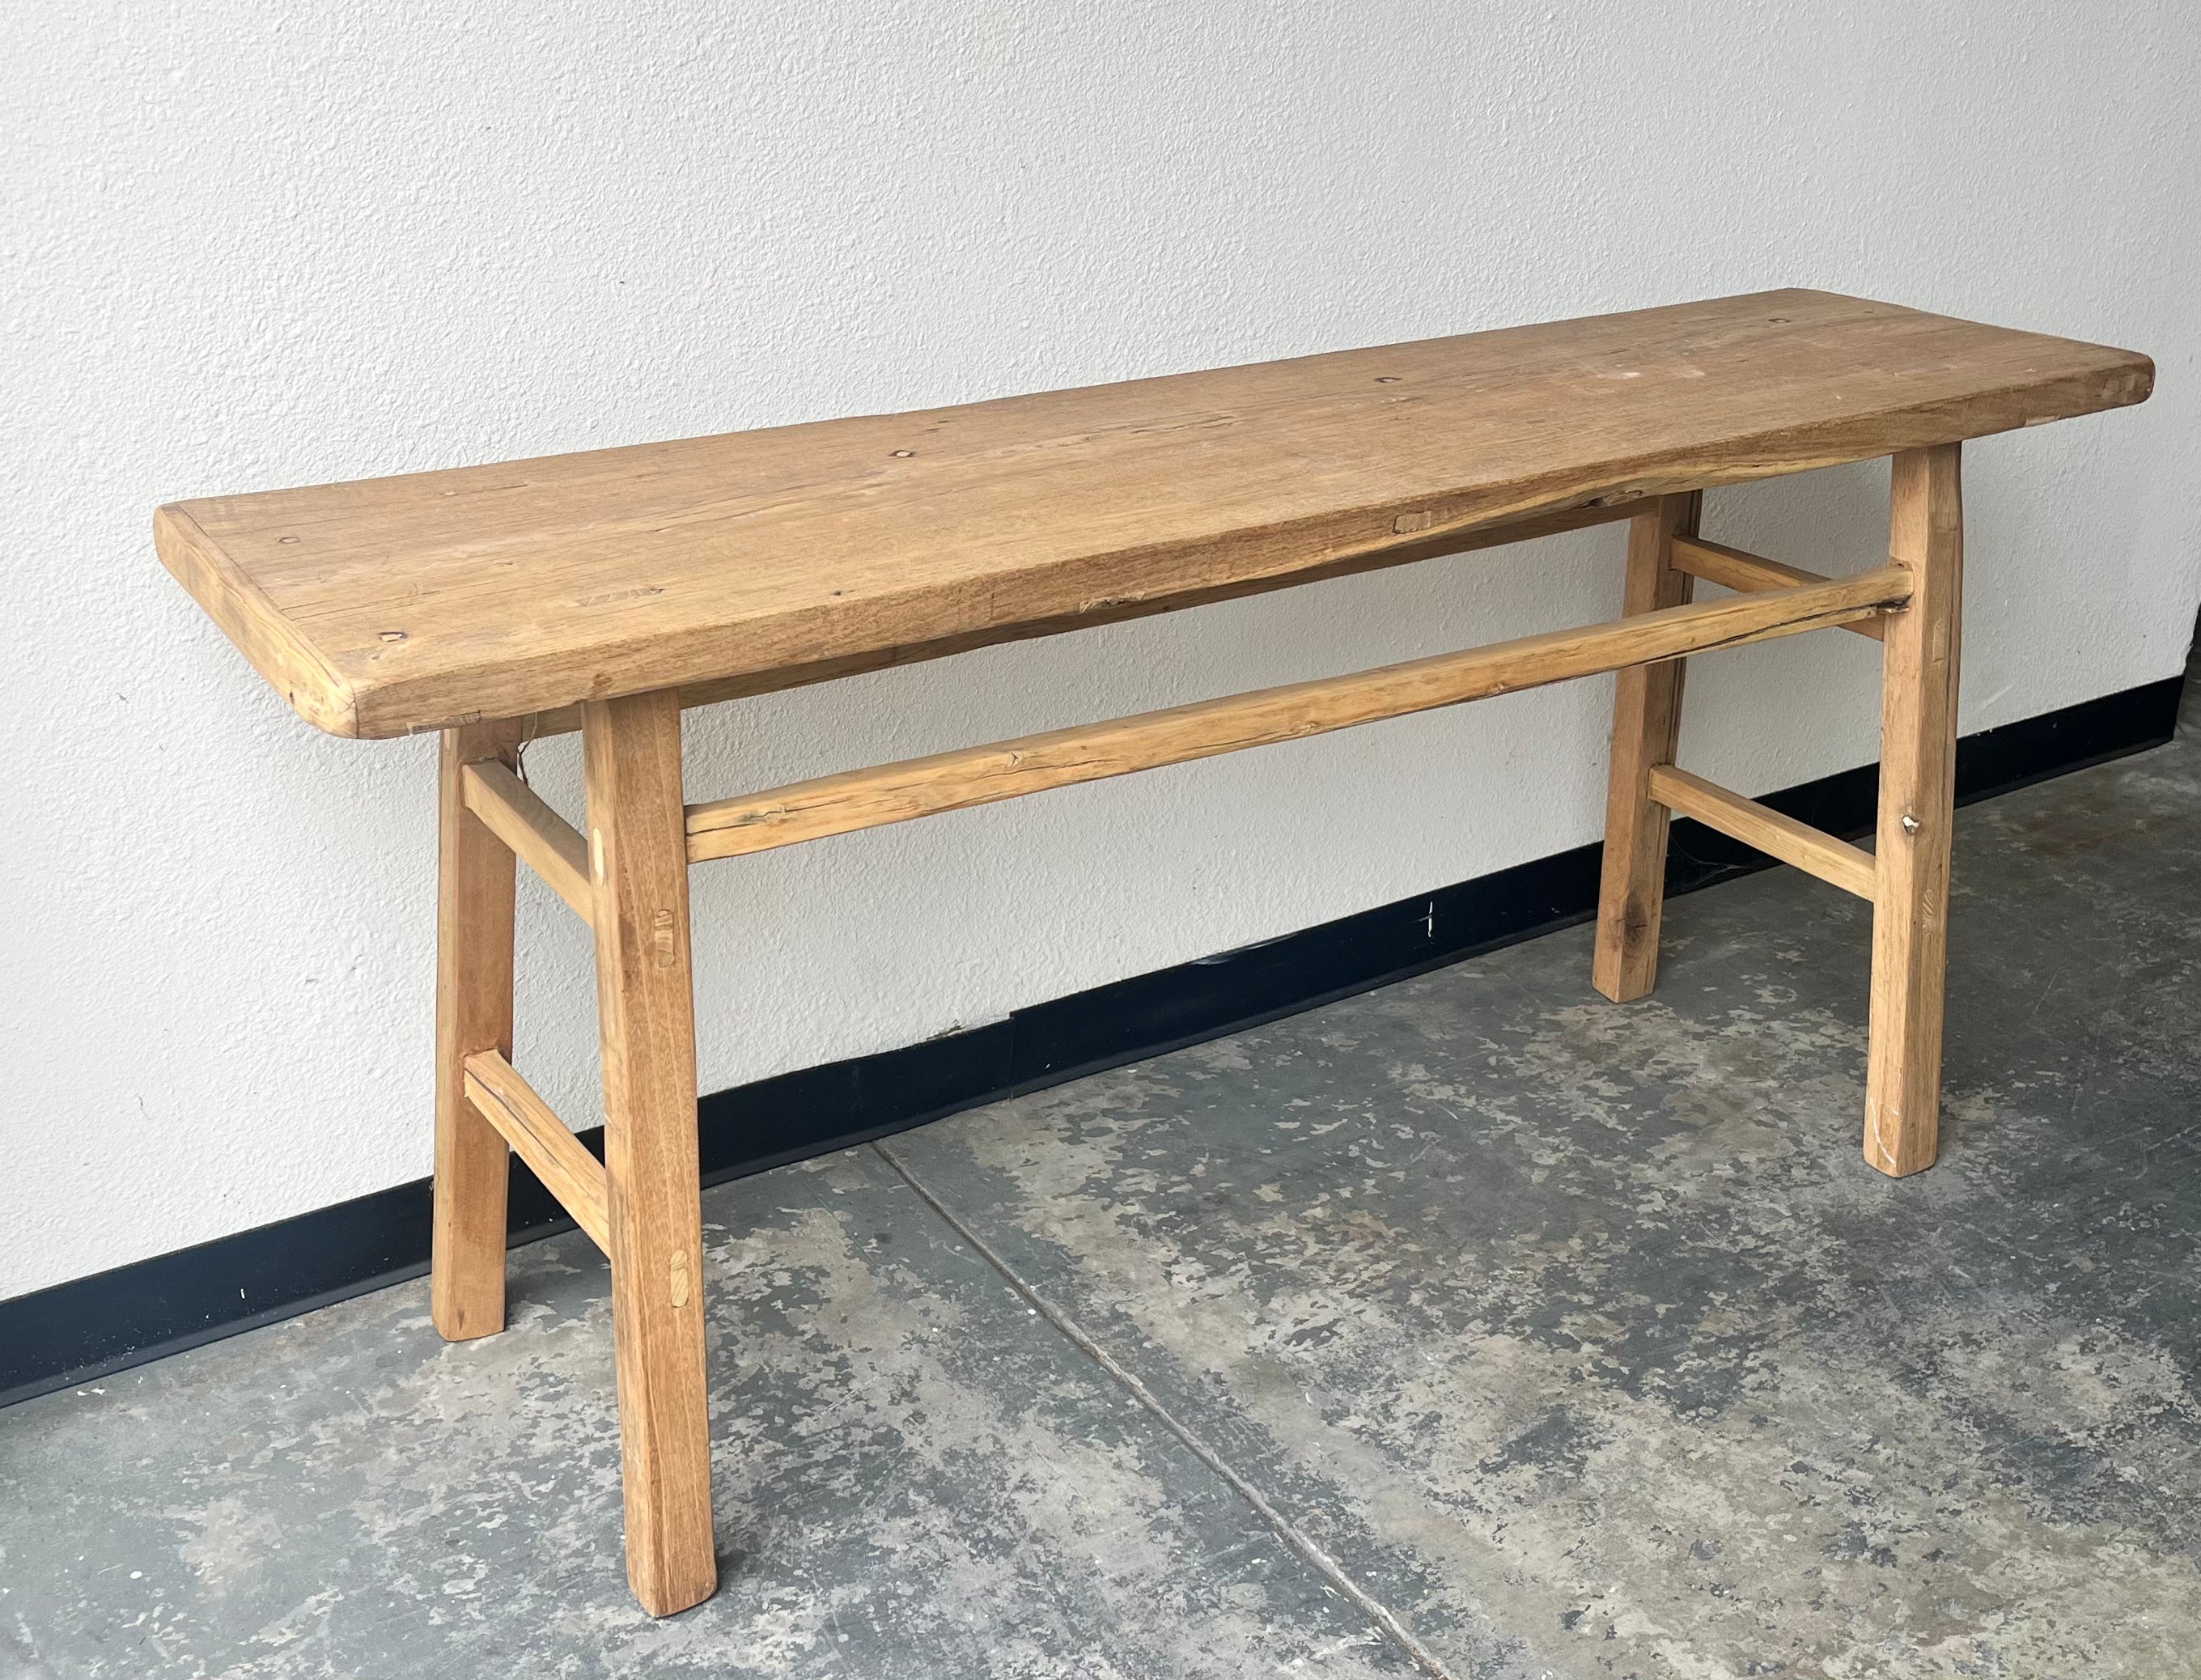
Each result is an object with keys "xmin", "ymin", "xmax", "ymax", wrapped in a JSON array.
[{"xmin": 2, "ymin": 674, "xmax": 2182, "ymax": 1411}]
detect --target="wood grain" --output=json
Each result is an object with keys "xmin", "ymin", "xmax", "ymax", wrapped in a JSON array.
[
  {"xmin": 463, "ymin": 1050, "xmax": 609, "ymax": 1254},
  {"xmin": 460, "ymin": 758, "xmax": 592, "ymax": 921},
  {"xmin": 154, "ymin": 291, "xmax": 2150, "ymax": 738},
  {"xmin": 430, "ymin": 719, "xmax": 523, "ymax": 1343},
  {"xmin": 1865, "ymin": 444, "xmax": 1964, "ymax": 1177},
  {"xmin": 1647, "ymin": 764, "xmax": 1877, "ymax": 900},
  {"xmin": 686, "ymin": 562, "xmax": 1910, "ymax": 862},
  {"xmin": 1671, "ymin": 533, "xmax": 1885, "ymax": 640},
  {"xmin": 586, "ymin": 689, "xmax": 717, "ymax": 1616},
  {"xmin": 1592, "ymin": 495, "xmax": 1698, "ymax": 1002},
  {"xmin": 515, "ymin": 501, "xmax": 1644, "ymax": 740}
]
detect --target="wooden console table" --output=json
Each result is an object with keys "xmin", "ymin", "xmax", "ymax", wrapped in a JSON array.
[{"xmin": 155, "ymin": 291, "xmax": 2152, "ymax": 1614}]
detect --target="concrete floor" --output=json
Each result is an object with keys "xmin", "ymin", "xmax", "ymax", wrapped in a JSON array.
[{"xmin": 6, "ymin": 682, "xmax": 2201, "ymax": 1679}]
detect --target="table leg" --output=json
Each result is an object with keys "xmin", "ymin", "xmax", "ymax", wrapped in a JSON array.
[
  {"xmin": 431, "ymin": 719, "xmax": 523, "ymax": 1341},
  {"xmin": 584, "ymin": 688, "xmax": 718, "ymax": 1616},
  {"xmin": 1864, "ymin": 443, "xmax": 1963, "ymax": 1177},
  {"xmin": 1593, "ymin": 492, "xmax": 1700, "ymax": 1002}
]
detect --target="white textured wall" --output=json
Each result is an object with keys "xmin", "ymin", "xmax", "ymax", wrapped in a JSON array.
[{"xmin": 5, "ymin": 2, "xmax": 2195, "ymax": 1299}]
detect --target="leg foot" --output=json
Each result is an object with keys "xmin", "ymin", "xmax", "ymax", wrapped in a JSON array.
[
  {"xmin": 1864, "ymin": 445, "xmax": 1963, "ymax": 1177},
  {"xmin": 1593, "ymin": 493, "xmax": 1698, "ymax": 1002},
  {"xmin": 586, "ymin": 689, "xmax": 718, "ymax": 1615},
  {"xmin": 431, "ymin": 719, "xmax": 522, "ymax": 1341}
]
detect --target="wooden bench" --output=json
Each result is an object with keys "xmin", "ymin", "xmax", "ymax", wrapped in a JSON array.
[{"xmin": 155, "ymin": 290, "xmax": 2152, "ymax": 1614}]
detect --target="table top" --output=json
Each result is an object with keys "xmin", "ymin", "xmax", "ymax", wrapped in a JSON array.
[{"xmin": 155, "ymin": 289, "xmax": 2150, "ymax": 739}]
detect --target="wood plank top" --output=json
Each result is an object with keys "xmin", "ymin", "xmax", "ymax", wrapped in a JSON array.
[{"xmin": 155, "ymin": 289, "xmax": 2151, "ymax": 739}]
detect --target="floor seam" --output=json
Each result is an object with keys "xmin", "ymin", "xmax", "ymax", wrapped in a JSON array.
[{"xmin": 871, "ymin": 1139, "xmax": 1457, "ymax": 1680}]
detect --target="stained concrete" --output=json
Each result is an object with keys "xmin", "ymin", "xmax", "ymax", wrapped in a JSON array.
[{"xmin": 6, "ymin": 681, "xmax": 2199, "ymax": 1679}]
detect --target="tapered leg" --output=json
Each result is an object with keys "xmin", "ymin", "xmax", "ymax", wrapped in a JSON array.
[
  {"xmin": 1865, "ymin": 444, "xmax": 1963, "ymax": 1177},
  {"xmin": 584, "ymin": 689, "xmax": 717, "ymax": 1616},
  {"xmin": 1592, "ymin": 493, "xmax": 1700, "ymax": 1001},
  {"xmin": 432, "ymin": 719, "xmax": 524, "ymax": 1341}
]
